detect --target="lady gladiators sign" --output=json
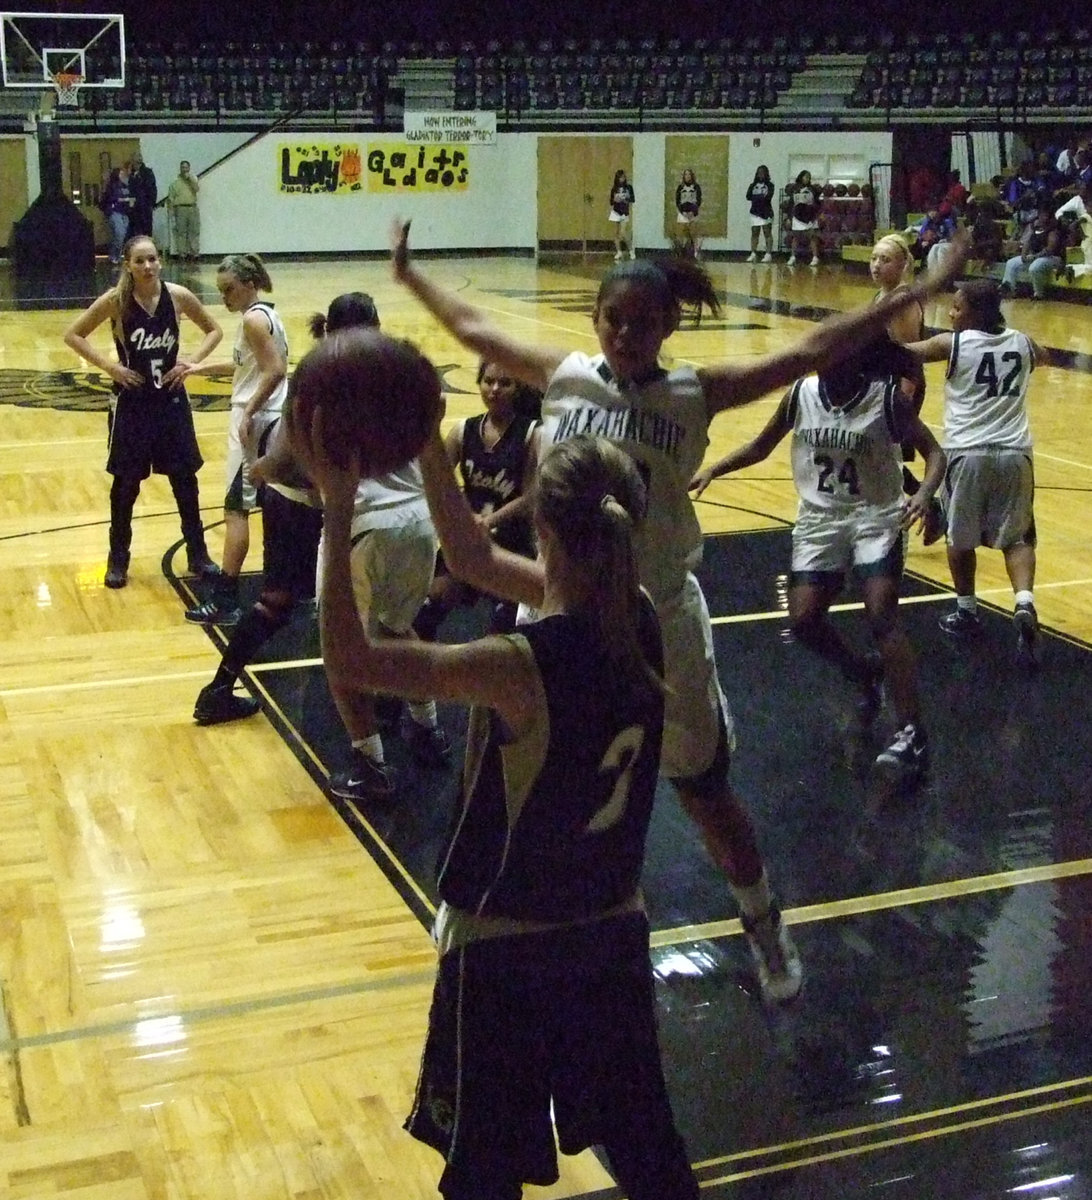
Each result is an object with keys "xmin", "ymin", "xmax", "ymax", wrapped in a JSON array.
[{"xmin": 277, "ymin": 141, "xmax": 470, "ymax": 194}]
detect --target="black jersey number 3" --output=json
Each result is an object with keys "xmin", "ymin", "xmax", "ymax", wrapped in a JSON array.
[{"xmin": 585, "ymin": 725, "xmax": 646, "ymax": 834}]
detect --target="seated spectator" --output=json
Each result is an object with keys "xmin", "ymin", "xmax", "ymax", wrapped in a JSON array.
[
  {"xmin": 1001, "ymin": 202, "xmax": 1064, "ymax": 299},
  {"xmin": 941, "ymin": 170, "xmax": 969, "ymax": 217},
  {"xmin": 915, "ymin": 205, "xmax": 958, "ymax": 271},
  {"xmin": 1057, "ymin": 138, "xmax": 1089, "ymax": 183},
  {"xmin": 1005, "ymin": 161, "xmax": 1041, "ymax": 232},
  {"xmin": 966, "ymin": 199, "xmax": 1006, "ymax": 270},
  {"xmin": 907, "ymin": 163, "xmax": 942, "ymax": 213},
  {"xmin": 1056, "ymin": 180, "xmax": 1092, "ymax": 273},
  {"xmin": 1033, "ymin": 151, "xmax": 1062, "ymax": 198},
  {"xmin": 1075, "ymin": 148, "xmax": 1092, "ymax": 191}
]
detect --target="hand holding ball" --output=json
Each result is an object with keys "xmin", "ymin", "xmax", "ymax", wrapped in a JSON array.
[{"xmin": 288, "ymin": 328, "xmax": 442, "ymax": 479}]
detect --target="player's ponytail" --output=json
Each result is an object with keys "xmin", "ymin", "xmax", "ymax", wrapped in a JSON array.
[
  {"xmin": 218, "ymin": 252, "xmax": 273, "ymax": 292},
  {"xmin": 534, "ymin": 436, "xmax": 664, "ymax": 700},
  {"xmin": 599, "ymin": 257, "xmax": 721, "ymax": 332}
]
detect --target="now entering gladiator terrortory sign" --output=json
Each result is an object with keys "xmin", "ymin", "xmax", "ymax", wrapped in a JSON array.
[{"xmin": 403, "ymin": 111, "xmax": 497, "ymax": 145}]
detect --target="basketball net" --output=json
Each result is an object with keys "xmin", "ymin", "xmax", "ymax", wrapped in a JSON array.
[{"xmin": 52, "ymin": 71, "xmax": 82, "ymax": 108}]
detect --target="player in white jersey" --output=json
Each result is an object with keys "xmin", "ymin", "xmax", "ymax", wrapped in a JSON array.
[
  {"xmin": 305, "ymin": 294, "xmax": 450, "ymax": 802},
  {"xmin": 691, "ymin": 337, "xmax": 944, "ymax": 785},
  {"xmin": 901, "ymin": 280, "xmax": 1048, "ymax": 667},
  {"xmin": 186, "ymin": 253, "xmax": 289, "ymax": 625},
  {"xmin": 391, "ymin": 218, "xmax": 969, "ymax": 1004}
]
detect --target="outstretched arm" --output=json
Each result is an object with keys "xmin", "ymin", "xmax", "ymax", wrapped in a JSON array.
[
  {"xmin": 391, "ymin": 218, "xmax": 566, "ymax": 393},
  {"xmin": 690, "ymin": 393, "xmax": 793, "ymax": 498},
  {"xmin": 163, "ymin": 284, "xmax": 223, "ymax": 387},
  {"xmin": 903, "ymin": 332, "xmax": 954, "ymax": 364},
  {"xmin": 699, "ymin": 228, "xmax": 971, "ymax": 417}
]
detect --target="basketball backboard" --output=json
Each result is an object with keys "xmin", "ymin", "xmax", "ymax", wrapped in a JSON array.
[{"xmin": 0, "ymin": 11, "xmax": 124, "ymax": 102}]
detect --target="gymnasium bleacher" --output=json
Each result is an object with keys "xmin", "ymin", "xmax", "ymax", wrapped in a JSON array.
[{"xmin": 17, "ymin": 25, "xmax": 1088, "ymax": 130}]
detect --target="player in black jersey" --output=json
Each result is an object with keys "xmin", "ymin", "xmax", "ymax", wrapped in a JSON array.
[
  {"xmin": 296, "ymin": 401, "xmax": 698, "ymax": 1198},
  {"xmin": 414, "ymin": 359, "xmax": 541, "ymax": 640},
  {"xmin": 63, "ymin": 235, "xmax": 223, "ymax": 588}
]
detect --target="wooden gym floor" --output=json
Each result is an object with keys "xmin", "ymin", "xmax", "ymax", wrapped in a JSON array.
[{"xmin": 1, "ymin": 252, "xmax": 1091, "ymax": 1198}]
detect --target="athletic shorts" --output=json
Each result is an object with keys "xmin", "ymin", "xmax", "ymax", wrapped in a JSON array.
[
  {"xmin": 346, "ymin": 517, "xmax": 438, "ymax": 635},
  {"xmin": 608, "ymin": 210, "xmax": 630, "ymax": 223},
  {"xmin": 676, "ymin": 211, "xmax": 698, "ymax": 225},
  {"xmin": 260, "ymin": 486, "xmax": 323, "ymax": 600},
  {"xmin": 791, "ymin": 218, "xmax": 819, "ymax": 232},
  {"xmin": 943, "ymin": 447, "xmax": 1035, "ymax": 552},
  {"xmin": 225, "ymin": 405, "xmax": 281, "ymax": 513},
  {"xmin": 518, "ymin": 573, "xmax": 731, "ymax": 779},
  {"xmin": 106, "ymin": 389, "xmax": 202, "ymax": 479},
  {"xmin": 749, "ymin": 214, "xmax": 773, "ymax": 227},
  {"xmin": 405, "ymin": 912, "xmax": 692, "ymax": 1193},
  {"xmin": 658, "ymin": 573, "xmax": 734, "ymax": 779},
  {"xmin": 790, "ymin": 502, "xmax": 905, "ymax": 580}
]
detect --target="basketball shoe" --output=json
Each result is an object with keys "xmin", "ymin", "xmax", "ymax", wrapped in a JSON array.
[{"xmin": 742, "ymin": 905, "xmax": 803, "ymax": 1004}]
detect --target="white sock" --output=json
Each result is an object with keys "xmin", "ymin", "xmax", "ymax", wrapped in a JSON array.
[
  {"xmin": 352, "ymin": 734, "xmax": 384, "ymax": 763},
  {"xmin": 407, "ymin": 700, "xmax": 438, "ymax": 728},
  {"xmin": 1014, "ymin": 590, "xmax": 1035, "ymax": 608},
  {"xmin": 956, "ymin": 595, "xmax": 978, "ymax": 613},
  {"xmin": 730, "ymin": 871, "xmax": 774, "ymax": 921}
]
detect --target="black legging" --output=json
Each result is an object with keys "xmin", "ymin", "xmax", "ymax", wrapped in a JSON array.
[{"xmin": 108, "ymin": 471, "xmax": 207, "ymax": 564}]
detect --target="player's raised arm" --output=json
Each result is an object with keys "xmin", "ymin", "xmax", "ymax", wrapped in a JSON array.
[
  {"xmin": 700, "ymin": 228, "xmax": 971, "ymax": 417},
  {"xmin": 390, "ymin": 218, "xmax": 566, "ymax": 393}
]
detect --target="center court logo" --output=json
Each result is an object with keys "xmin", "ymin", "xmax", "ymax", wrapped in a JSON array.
[{"xmin": 0, "ymin": 364, "xmax": 469, "ymax": 412}]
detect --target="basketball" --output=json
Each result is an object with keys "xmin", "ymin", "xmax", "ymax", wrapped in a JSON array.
[{"xmin": 288, "ymin": 328, "xmax": 442, "ymax": 477}]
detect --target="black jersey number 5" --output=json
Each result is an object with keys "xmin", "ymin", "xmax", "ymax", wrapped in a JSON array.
[{"xmin": 585, "ymin": 725, "xmax": 645, "ymax": 834}]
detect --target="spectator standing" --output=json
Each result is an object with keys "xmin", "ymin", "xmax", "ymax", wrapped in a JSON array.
[
  {"xmin": 100, "ymin": 161, "xmax": 134, "ymax": 265},
  {"xmin": 128, "ymin": 150, "xmax": 157, "ymax": 239},
  {"xmin": 745, "ymin": 165, "xmax": 775, "ymax": 262},
  {"xmin": 787, "ymin": 169, "xmax": 821, "ymax": 267},
  {"xmin": 167, "ymin": 161, "xmax": 201, "ymax": 262},
  {"xmin": 674, "ymin": 168, "xmax": 703, "ymax": 259},
  {"xmin": 608, "ymin": 168, "xmax": 636, "ymax": 261}
]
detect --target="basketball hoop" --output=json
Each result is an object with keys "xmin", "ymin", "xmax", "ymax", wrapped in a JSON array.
[{"xmin": 51, "ymin": 70, "xmax": 82, "ymax": 107}]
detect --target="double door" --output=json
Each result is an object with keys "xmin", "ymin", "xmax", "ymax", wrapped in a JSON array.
[{"xmin": 536, "ymin": 136, "xmax": 633, "ymax": 253}]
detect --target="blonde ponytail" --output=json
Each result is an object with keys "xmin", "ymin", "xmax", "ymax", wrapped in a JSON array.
[{"xmin": 535, "ymin": 436, "xmax": 664, "ymax": 699}]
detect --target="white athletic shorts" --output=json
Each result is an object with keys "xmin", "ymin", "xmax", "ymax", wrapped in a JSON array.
[
  {"xmin": 518, "ymin": 572, "xmax": 734, "ymax": 779},
  {"xmin": 791, "ymin": 217, "xmax": 819, "ymax": 232},
  {"xmin": 943, "ymin": 447, "xmax": 1035, "ymax": 552},
  {"xmin": 676, "ymin": 211, "xmax": 698, "ymax": 225},
  {"xmin": 317, "ymin": 518, "xmax": 438, "ymax": 635},
  {"xmin": 750, "ymin": 214, "xmax": 773, "ymax": 227},
  {"xmin": 791, "ymin": 502, "xmax": 905, "ymax": 576},
  {"xmin": 608, "ymin": 210, "xmax": 630, "ymax": 223},
  {"xmin": 656, "ymin": 573, "xmax": 735, "ymax": 778},
  {"xmin": 225, "ymin": 405, "xmax": 280, "ymax": 513}
]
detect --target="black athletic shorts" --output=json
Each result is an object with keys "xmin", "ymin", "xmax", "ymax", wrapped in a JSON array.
[
  {"xmin": 106, "ymin": 389, "xmax": 202, "ymax": 478},
  {"xmin": 260, "ymin": 485, "xmax": 322, "ymax": 599},
  {"xmin": 405, "ymin": 911, "xmax": 690, "ymax": 1192}
]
